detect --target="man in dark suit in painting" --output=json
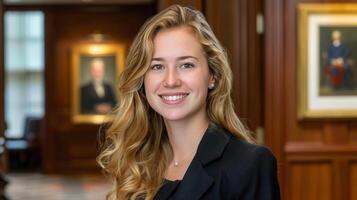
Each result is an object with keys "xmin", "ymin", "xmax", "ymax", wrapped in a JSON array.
[
  {"xmin": 80, "ymin": 58, "xmax": 117, "ymax": 114},
  {"xmin": 324, "ymin": 30, "xmax": 351, "ymax": 89}
]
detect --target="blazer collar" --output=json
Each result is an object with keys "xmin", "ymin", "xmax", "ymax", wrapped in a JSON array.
[
  {"xmin": 172, "ymin": 124, "xmax": 231, "ymax": 200},
  {"xmin": 196, "ymin": 123, "xmax": 231, "ymax": 166}
]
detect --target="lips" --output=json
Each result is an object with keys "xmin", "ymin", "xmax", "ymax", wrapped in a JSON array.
[{"xmin": 159, "ymin": 93, "xmax": 189, "ymax": 104}]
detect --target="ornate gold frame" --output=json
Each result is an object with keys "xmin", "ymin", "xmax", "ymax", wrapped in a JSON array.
[
  {"xmin": 298, "ymin": 3, "xmax": 357, "ymax": 119},
  {"xmin": 71, "ymin": 43, "xmax": 125, "ymax": 124}
]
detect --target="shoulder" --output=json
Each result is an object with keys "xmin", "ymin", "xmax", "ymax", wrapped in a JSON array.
[
  {"xmin": 201, "ymin": 124, "xmax": 277, "ymax": 169},
  {"xmin": 224, "ymin": 135, "xmax": 277, "ymax": 166},
  {"xmin": 214, "ymin": 132, "xmax": 279, "ymax": 197},
  {"xmin": 198, "ymin": 125, "xmax": 280, "ymax": 198},
  {"xmin": 218, "ymin": 133, "xmax": 277, "ymax": 176}
]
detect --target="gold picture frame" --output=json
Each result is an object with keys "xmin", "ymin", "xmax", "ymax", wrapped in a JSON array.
[
  {"xmin": 71, "ymin": 43, "xmax": 125, "ymax": 124},
  {"xmin": 298, "ymin": 4, "xmax": 357, "ymax": 119}
]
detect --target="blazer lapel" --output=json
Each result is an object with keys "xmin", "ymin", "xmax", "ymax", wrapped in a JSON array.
[
  {"xmin": 196, "ymin": 124, "xmax": 231, "ymax": 166},
  {"xmin": 173, "ymin": 157, "xmax": 213, "ymax": 200},
  {"xmin": 154, "ymin": 180, "xmax": 181, "ymax": 200},
  {"xmin": 172, "ymin": 124, "xmax": 231, "ymax": 200}
]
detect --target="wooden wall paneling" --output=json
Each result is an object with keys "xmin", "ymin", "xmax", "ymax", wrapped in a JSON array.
[
  {"xmin": 266, "ymin": 0, "xmax": 357, "ymax": 198},
  {"xmin": 323, "ymin": 122, "xmax": 349, "ymax": 144},
  {"xmin": 350, "ymin": 122, "xmax": 357, "ymax": 145},
  {"xmin": 287, "ymin": 161, "xmax": 333, "ymax": 200},
  {"xmin": 43, "ymin": 7, "xmax": 56, "ymax": 172},
  {"xmin": 157, "ymin": 0, "xmax": 202, "ymax": 11},
  {"xmin": 285, "ymin": 141, "xmax": 357, "ymax": 154},
  {"xmin": 264, "ymin": 0, "xmax": 285, "ymax": 195},
  {"xmin": 350, "ymin": 161, "xmax": 357, "ymax": 200},
  {"xmin": 246, "ymin": 0, "xmax": 264, "ymax": 131},
  {"xmin": 336, "ymin": 159, "xmax": 348, "ymax": 200},
  {"xmin": 205, "ymin": 0, "xmax": 246, "ymax": 121},
  {"xmin": 286, "ymin": 0, "xmax": 357, "ymax": 198},
  {"xmin": 204, "ymin": 0, "xmax": 263, "ymax": 131},
  {"xmin": 284, "ymin": 0, "xmax": 327, "ymax": 144},
  {"xmin": 284, "ymin": 0, "xmax": 352, "ymax": 144},
  {"xmin": 41, "ymin": 4, "xmax": 156, "ymax": 173},
  {"xmin": 225, "ymin": 0, "xmax": 249, "ymax": 126},
  {"xmin": 287, "ymin": 155, "xmax": 357, "ymax": 200}
]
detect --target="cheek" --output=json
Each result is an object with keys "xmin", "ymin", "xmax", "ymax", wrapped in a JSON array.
[
  {"xmin": 186, "ymin": 71, "xmax": 210, "ymax": 90},
  {"xmin": 143, "ymin": 75, "xmax": 151, "ymax": 96},
  {"xmin": 144, "ymin": 73, "xmax": 158, "ymax": 97}
]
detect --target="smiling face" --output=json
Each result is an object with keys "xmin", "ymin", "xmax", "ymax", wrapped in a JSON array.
[{"xmin": 144, "ymin": 26, "xmax": 214, "ymax": 123}]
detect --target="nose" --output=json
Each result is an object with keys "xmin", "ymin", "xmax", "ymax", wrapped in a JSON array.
[{"xmin": 163, "ymin": 67, "xmax": 181, "ymax": 88}]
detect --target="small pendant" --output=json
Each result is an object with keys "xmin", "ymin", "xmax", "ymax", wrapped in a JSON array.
[{"xmin": 174, "ymin": 161, "xmax": 179, "ymax": 167}]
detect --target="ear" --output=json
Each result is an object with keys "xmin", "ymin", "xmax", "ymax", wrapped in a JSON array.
[
  {"xmin": 211, "ymin": 73, "xmax": 217, "ymax": 84},
  {"xmin": 208, "ymin": 74, "xmax": 216, "ymax": 89}
]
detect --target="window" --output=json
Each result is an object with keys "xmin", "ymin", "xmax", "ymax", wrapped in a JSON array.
[{"xmin": 4, "ymin": 11, "xmax": 45, "ymax": 138}]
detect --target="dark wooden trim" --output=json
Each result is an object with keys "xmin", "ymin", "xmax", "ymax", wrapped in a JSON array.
[
  {"xmin": 346, "ymin": 160, "xmax": 357, "ymax": 200},
  {"xmin": 43, "ymin": 9, "xmax": 55, "ymax": 173},
  {"xmin": 264, "ymin": 0, "xmax": 285, "ymax": 197},
  {"xmin": 157, "ymin": 0, "xmax": 202, "ymax": 11},
  {"xmin": 285, "ymin": 142, "xmax": 357, "ymax": 154},
  {"xmin": 234, "ymin": 0, "xmax": 249, "ymax": 122}
]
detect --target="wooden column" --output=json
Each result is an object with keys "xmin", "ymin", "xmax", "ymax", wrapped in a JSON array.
[
  {"xmin": 264, "ymin": 0, "xmax": 285, "ymax": 196},
  {"xmin": 205, "ymin": 0, "xmax": 264, "ymax": 131}
]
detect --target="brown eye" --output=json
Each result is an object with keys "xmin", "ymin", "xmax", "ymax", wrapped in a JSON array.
[
  {"xmin": 180, "ymin": 63, "xmax": 194, "ymax": 69},
  {"xmin": 151, "ymin": 64, "xmax": 164, "ymax": 70}
]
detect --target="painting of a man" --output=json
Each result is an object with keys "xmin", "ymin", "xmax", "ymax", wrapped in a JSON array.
[
  {"xmin": 80, "ymin": 58, "xmax": 117, "ymax": 114},
  {"xmin": 324, "ymin": 30, "xmax": 351, "ymax": 89}
]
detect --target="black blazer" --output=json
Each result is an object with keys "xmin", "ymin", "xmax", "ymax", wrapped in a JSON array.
[{"xmin": 154, "ymin": 124, "xmax": 280, "ymax": 200}]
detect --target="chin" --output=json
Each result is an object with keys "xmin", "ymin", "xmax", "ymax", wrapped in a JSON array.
[{"xmin": 160, "ymin": 113, "xmax": 188, "ymax": 122}]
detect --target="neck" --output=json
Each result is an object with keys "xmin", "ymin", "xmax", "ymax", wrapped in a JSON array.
[{"xmin": 164, "ymin": 115, "xmax": 210, "ymax": 163}]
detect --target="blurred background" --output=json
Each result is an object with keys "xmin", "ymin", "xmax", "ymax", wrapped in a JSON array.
[{"xmin": 0, "ymin": 0, "xmax": 355, "ymax": 199}]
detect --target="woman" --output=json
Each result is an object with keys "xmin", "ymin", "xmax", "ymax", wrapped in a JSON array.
[{"xmin": 98, "ymin": 5, "xmax": 280, "ymax": 200}]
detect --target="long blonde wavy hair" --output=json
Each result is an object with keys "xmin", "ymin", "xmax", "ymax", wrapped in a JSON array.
[{"xmin": 97, "ymin": 4, "xmax": 254, "ymax": 200}]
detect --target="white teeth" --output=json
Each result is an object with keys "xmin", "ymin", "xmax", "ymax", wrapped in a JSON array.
[{"xmin": 162, "ymin": 95, "xmax": 186, "ymax": 101}]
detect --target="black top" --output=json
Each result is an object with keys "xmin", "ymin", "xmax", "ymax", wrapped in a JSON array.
[
  {"xmin": 156, "ymin": 179, "xmax": 181, "ymax": 199},
  {"xmin": 153, "ymin": 124, "xmax": 280, "ymax": 200}
]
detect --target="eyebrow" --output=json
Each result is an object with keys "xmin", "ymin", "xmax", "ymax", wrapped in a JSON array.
[{"xmin": 151, "ymin": 56, "xmax": 198, "ymax": 62}]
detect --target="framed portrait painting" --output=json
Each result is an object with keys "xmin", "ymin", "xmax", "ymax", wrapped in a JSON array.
[
  {"xmin": 298, "ymin": 4, "xmax": 357, "ymax": 119},
  {"xmin": 71, "ymin": 43, "xmax": 125, "ymax": 124}
]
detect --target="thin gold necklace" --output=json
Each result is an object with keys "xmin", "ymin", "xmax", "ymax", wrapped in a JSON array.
[{"xmin": 173, "ymin": 150, "xmax": 197, "ymax": 167}]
